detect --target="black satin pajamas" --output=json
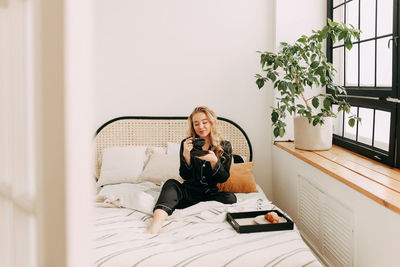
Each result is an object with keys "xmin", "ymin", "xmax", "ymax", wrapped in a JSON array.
[{"xmin": 154, "ymin": 138, "xmax": 236, "ymax": 215}]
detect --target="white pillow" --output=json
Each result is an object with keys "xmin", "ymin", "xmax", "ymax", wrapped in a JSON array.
[
  {"xmin": 138, "ymin": 153, "xmax": 183, "ymax": 185},
  {"xmin": 146, "ymin": 146, "xmax": 166, "ymax": 157},
  {"xmin": 97, "ymin": 146, "xmax": 147, "ymax": 187},
  {"xmin": 144, "ymin": 146, "xmax": 166, "ymax": 167},
  {"xmin": 167, "ymin": 142, "xmax": 181, "ymax": 155}
]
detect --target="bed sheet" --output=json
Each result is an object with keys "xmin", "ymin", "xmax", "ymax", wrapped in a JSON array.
[{"xmin": 93, "ymin": 184, "xmax": 322, "ymax": 267}]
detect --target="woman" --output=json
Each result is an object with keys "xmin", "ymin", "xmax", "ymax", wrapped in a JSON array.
[{"xmin": 147, "ymin": 106, "xmax": 236, "ymax": 234}]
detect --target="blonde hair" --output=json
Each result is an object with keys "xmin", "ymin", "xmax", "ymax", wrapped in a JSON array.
[{"xmin": 188, "ymin": 106, "xmax": 225, "ymax": 159}]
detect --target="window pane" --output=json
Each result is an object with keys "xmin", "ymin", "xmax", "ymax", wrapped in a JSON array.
[
  {"xmin": 377, "ymin": 0, "xmax": 393, "ymax": 36},
  {"xmin": 25, "ymin": 0, "xmax": 36, "ymax": 199},
  {"xmin": 357, "ymin": 107, "xmax": 373, "ymax": 146},
  {"xmin": 10, "ymin": 0, "xmax": 36, "ymax": 199},
  {"xmin": 333, "ymin": 0, "xmax": 344, "ymax": 8},
  {"xmin": 332, "ymin": 105, "xmax": 343, "ymax": 136},
  {"xmin": 333, "ymin": 5, "xmax": 345, "ymax": 46},
  {"xmin": 346, "ymin": 0, "xmax": 359, "ymax": 29},
  {"xmin": 332, "ymin": 47, "xmax": 344, "ymax": 86},
  {"xmin": 345, "ymin": 43, "xmax": 358, "ymax": 86},
  {"xmin": 376, "ymin": 36, "xmax": 392, "ymax": 87},
  {"xmin": 333, "ymin": 3, "xmax": 344, "ymax": 22},
  {"xmin": 359, "ymin": 41, "xmax": 375, "ymax": 86},
  {"xmin": 360, "ymin": 0, "xmax": 376, "ymax": 40},
  {"xmin": 344, "ymin": 106, "xmax": 358, "ymax": 140},
  {"xmin": 374, "ymin": 110, "xmax": 390, "ymax": 151}
]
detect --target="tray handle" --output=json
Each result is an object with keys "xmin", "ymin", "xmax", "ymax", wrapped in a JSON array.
[{"xmin": 227, "ymin": 213, "xmax": 239, "ymax": 228}]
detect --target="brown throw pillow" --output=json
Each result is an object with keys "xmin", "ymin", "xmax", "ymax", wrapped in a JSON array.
[{"xmin": 217, "ymin": 162, "xmax": 258, "ymax": 193}]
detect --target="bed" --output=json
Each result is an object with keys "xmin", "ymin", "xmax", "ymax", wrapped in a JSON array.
[{"xmin": 93, "ymin": 116, "xmax": 322, "ymax": 267}]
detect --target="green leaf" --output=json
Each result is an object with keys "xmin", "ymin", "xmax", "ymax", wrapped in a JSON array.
[
  {"xmin": 320, "ymin": 75, "xmax": 326, "ymax": 85},
  {"xmin": 312, "ymin": 97, "xmax": 319, "ymax": 109},
  {"xmin": 278, "ymin": 81, "xmax": 287, "ymax": 91},
  {"xmin": 271, "ymin": 111, "xmax": 279, "ymax": 123},
  {"xmin": 267, "ymin": 72, "xmax": 277, "ymax": 82},
  {"xmin": 348, "ymin": 118, "xmax": 355, "ymax": 127},
  {"xmin": 338, "ymin": 31, "xmax": 347, "ymax": 41},
  {"xmin": 297, "ymin": 104, "xmax": 305, "ymax": 109},
  {"xmin": 279, "ymin": 128, "xmax": 285, "ymax": 137},
  {"xmin": 256, "ymin": 78, "xmax": 265, "ymax": 89},
  {"xmin": 310, "ymin": 61, "xmax": 319, "ymax": 69},
  {"xmin": 306, "ymin": 113, "xmax": 312, "ymax": 123},
  {"xmin": 323, "ymin": 98, "xmax": 331, "ymax": 110},
  {"xmin": 344, "ymin": 41, "xmax": 353, "ymax": 50},
  {"xmin": 311, "ymin": 54, "xmax": 317, "ymax": 62},
  {"xmin": 312, "ymin": 118, "xmax": 319, "ymax": 126},
  {"xmin": 316, "ymin": 66, "xmax": 325, "ymax": 77},
  {"xmin": 297, "ymin": 37, "xmax": 307, "ymax": 43},
  {"xmin": 273, "ymin": 127, "xmax": 280, "ymax": 138}
]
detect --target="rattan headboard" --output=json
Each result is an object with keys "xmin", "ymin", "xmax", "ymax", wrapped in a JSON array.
[{"xmin": 94, "ymin": 116, "xmax": 253, "ymax": 178}]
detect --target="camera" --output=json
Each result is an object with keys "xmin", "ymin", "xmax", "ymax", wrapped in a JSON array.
[{"xmin": 191, "ymin": 138, "xmax": 209, "ymax": 156}]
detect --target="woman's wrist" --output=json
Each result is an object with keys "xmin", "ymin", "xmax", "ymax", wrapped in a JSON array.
[{"xmin": 183, "ymin": 151, "xmax": 191, "ymax": 166}]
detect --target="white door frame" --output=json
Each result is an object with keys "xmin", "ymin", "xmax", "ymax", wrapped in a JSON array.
[{"xmin": 0, "ymin": 0, "xmax": 94, "ymax": 266}]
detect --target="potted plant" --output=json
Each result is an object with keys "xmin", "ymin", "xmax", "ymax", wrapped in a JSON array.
[{"xmin": 255, "ymin": 19, "xmax": 361, "ymax": 150}]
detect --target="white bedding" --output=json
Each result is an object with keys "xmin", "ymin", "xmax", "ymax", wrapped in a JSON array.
[{"xmin": 93, "ymin": 183, "xmax": 322, "ymax": 267}]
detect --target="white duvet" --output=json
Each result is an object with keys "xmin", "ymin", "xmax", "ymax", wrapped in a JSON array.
[{"xmin": 94, "ymin": 183, "xmax": 322, "ymax": 267}]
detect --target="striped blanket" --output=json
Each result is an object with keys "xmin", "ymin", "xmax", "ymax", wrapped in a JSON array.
[{"xmin": 93, "ymin": 186, "xmax": 322, "ymax": 267}]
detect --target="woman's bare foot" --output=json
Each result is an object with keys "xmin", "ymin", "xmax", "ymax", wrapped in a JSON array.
[{"xmin": 146, "ymin": 209, "xmax": 168, "ymax": 234}]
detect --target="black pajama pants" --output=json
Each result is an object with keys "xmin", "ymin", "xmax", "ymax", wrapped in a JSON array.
[{"xmin": 154, "ymin": 179, "xmax": 237, "ymax": 215}]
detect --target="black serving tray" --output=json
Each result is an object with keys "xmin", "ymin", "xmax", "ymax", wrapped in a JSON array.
[{"xmin": 226, "ymin": 210, "xmax": 294, "ymax": 233}]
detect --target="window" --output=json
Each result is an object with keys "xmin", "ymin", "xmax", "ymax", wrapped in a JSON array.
[
  {"xmin": 327, "ymin": 0, "xmax": 399, "ymax": 166},
  {"xmin": 0, "ymin": 1, "xmax": 37, "ymax": 266}
]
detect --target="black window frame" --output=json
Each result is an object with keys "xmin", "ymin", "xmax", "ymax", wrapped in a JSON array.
[{"xmin": 327, "ymin": 0, "xmax": 399, "ymax": 167}]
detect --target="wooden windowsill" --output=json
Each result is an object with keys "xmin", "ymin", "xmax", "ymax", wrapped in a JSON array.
[{"xmin": 274, "ymin": 141, "xmax": 400, "ymax": 215}]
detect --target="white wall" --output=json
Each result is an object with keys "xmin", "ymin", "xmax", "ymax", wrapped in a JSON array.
[
  {"xmin": 274, "ymin": 0, "xmax": 327, "ymax": 141},
  {"xmin": 94, "ymin": 0, "xmax": 275, "ymax": 196}
]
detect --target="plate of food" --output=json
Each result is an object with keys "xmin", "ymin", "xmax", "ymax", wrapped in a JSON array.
[{"xmin": 254, "ymin": 211, "xmax": 287, "ymax": 224}]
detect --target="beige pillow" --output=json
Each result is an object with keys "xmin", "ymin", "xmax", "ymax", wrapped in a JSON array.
[
  {"xmin": 138, "ymin": 153, "xmax": 183, "ymax": 185},
  {"xmin": 217, "ymin": 162, "xmax": 258, "ymax": 193}
]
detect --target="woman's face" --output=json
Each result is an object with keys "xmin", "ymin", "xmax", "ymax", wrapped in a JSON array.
[{"xmin": 192, "ymin": 112, "xmax": 211, "ymax": 139}]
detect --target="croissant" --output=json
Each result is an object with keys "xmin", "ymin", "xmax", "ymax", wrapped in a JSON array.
[{"xmin": 265, "ymin": 211, "xmax": 279, "ymax": 223}]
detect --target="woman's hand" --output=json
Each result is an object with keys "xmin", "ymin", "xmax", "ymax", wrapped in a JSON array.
[
  {"xmin": 183, "ymin": 137, "xmax": 193, "ymax": 155},
  {"xmin": 183, "ymin": 138, "xmax": 193, "ymax": 166},
  {"xmin": 196, "ymin": 150, "xmax": 218, "ymax": 169}
]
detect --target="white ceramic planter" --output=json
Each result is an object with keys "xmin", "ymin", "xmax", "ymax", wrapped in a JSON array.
[{"xmin": 293, "ymin": 116, "xmax": 333, "ymax": 150}]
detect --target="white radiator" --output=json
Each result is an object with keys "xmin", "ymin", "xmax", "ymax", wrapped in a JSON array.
[{"xmin": 298, "ymin": 174, "xmax": 354, "ymax": 267}]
